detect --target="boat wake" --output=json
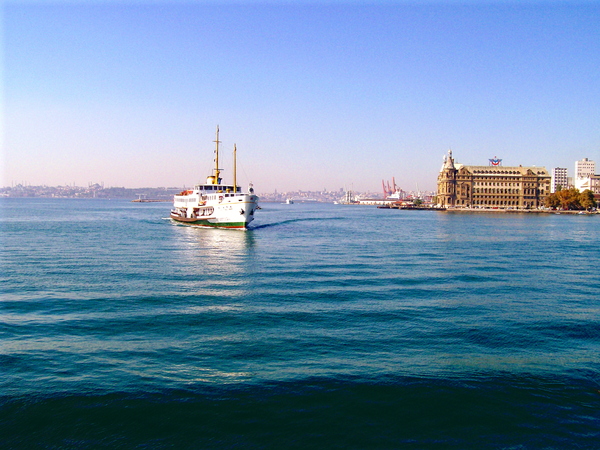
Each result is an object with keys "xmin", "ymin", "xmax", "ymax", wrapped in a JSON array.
[{"xmin": 251, "ymin": 217, "xmax": 344, "ymax": 229}]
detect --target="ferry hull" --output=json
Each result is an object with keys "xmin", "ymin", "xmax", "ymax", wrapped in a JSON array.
[
  {"xmin": 170, "ymin": 213, "xmax": 252, "ymax": 229},
  {"xmin": 170, "ymin": 196, "xmax": 258, "ymax": 229}
]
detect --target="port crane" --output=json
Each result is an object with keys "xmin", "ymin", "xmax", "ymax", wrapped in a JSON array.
[{"xmin": 382, "ymin": 177, "xmax": 404, "ymax": 200}]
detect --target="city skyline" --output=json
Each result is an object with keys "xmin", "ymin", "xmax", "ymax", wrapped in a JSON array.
[{"xmin": 3, "ymin": 0, "xmax": 600, "ymax": 193}]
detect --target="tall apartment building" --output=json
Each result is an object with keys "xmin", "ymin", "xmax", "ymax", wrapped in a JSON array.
[
  {"xmin": 437, "ymin": 150, "xmax": 550, "ymax": 209},
  {"xmin": 551, "ymin": 167, "xmax": 568, "ymax": 193},
  {"xmin": 575, "ymin": 158, "xmax": 596, "ymax": 191},
  {"xmin": 575, "ymin": 158, "xmax": 595, "ymax": 179}
]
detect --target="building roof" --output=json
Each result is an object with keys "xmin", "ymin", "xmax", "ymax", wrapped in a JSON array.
[{"xmin": 455, "ymin": 165, "xmax": 549, "ymax": 177}]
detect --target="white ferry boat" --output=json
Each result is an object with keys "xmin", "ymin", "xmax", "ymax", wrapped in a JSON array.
[{"xmin": 170, "ymin": 127, "xmax": 259, "ymax": 229}]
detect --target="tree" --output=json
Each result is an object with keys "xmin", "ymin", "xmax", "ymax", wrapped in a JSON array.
[
  {"xmin": 579, "ymin": 189, "xmax": 597, "ymax": 210},
  {"xmin": 544, "ymin": 192, "xmax": 560, "ymax": 209},
  {"xmin": 557, "ymin": 188, "xmax": 582, "ymax": 210},
  {"xmin": 546, "ymin": 188, "xmax": 590, "ymax": 210}
]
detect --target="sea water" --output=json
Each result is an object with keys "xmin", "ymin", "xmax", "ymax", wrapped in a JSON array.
[{"xmin": 1, "ymin": 198, "xmax": 599, "ymax": 449}]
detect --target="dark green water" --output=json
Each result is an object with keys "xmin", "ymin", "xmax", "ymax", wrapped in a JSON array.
[{"xmin": 1, "ymin": 199, "xmax": 599, "ymax": 448}]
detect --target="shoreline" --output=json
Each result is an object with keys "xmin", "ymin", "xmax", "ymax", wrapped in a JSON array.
[{"xmin": 442, "ymin": 208, "xmax": 597, "ymax": 215}]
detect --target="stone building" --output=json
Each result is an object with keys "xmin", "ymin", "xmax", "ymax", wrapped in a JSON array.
[{"xmin": 437, "ymin": 150, "xmax": 551, "ymax": 209}]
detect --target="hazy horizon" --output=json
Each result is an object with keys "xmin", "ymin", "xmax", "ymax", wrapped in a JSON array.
[{"xmin": 3, "ymin": 0, "xmax": 599, "ymax": 193}]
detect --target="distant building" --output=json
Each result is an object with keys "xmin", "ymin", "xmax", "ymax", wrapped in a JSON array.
[
  {"xmin": 575, "ymin": 174, "xmax": 600, "ymax": 195},
  {"xmin": 591, "ymin": 175, "xmax": 600, "ymax": 195},
  {"xmin": 551, "ymin": 167, "xmax": 568, "ymax": 193},
  {"xmin": 575, "ymin": 158, "xmax": 595, "ymax": 179},
  {"xmin": 437, "ymin": 150, "xmax": 551, "ymax": 209},
  {"xmin": 574, "ymin": 158, "xmax": 597, "ymax": 192}
]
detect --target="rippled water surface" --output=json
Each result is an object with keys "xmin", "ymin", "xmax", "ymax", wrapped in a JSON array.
[{"xmin": 1, "ymin": 199, "xmax": 599, "ymax": 448}]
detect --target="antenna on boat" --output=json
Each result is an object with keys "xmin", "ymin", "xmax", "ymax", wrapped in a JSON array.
[{"xmin": 233, "ymin": 143, "xmax": 237, "ymax": 193}]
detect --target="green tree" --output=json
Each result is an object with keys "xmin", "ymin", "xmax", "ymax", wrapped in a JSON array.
[
  {"xmin": 579, "ymin": 189, "xmax": 596, "ymax": 210},
  {"xmin": 544, "ymin": 192, "xmax": 560, "ymax": 209},
  {"xmin": 557, "ymin": 188, "xmax": 582, "ymax": 210}
]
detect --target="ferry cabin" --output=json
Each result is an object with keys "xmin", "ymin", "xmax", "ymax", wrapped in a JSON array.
[
  {"xmin": 196, "ymin": 184, "xmax": 240, "ymax": 193},
  {"xmin": 173, "ymin": 184, "xmax": 247, "ymax": 206}
]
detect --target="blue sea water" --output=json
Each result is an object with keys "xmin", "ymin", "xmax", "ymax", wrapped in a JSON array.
[{"xmin": 1, "ymin": 198, "xmax": 599, "ymax": 449}]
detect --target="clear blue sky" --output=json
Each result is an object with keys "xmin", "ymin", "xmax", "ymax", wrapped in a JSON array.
[{"xmin": 3, "ymin": 0, "xmax": 599, "ymax": 193}]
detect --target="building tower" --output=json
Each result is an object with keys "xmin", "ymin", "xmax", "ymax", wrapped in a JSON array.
[{"xmin": 436, "ymin": 150, "xmax": 457, "ymax": 207}]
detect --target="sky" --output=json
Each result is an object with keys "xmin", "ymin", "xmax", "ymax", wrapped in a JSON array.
[{"xmin": 2, "ymin": 0, "xmax": 599, "ymax": 193}]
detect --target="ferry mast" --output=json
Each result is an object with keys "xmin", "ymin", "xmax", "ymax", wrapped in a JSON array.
[
  {"xmin": 208, "ymin": 125, "xmax": 222, "ymax": 185},
  {"xmin": 233, "ymin": 143, "xmax": 237, "ymax": 193}
]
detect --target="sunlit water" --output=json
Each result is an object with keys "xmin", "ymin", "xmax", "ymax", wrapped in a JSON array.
[{"xmin": 1, "ymin": 199, "xmax": 599, "ymax": 448}]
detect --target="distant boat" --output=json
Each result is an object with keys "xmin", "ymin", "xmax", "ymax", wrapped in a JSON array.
[
  {"xmin": 338, "ymin": 190, "xmax": 357, "ymax": 205},
  {"xmin": 386, "ymin": 189, "xmax": 406, "ymax": 201},
  {"xmin": 170, "ymin": 126, "xmax": 259, "ymax": 229},
  {"xmin": 285, "ymin": 198, "xmax": 294, "ymax": 204},
  {"xmin": 132, "ymin": 194, "xmax": 167, "ymax": 203}
]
